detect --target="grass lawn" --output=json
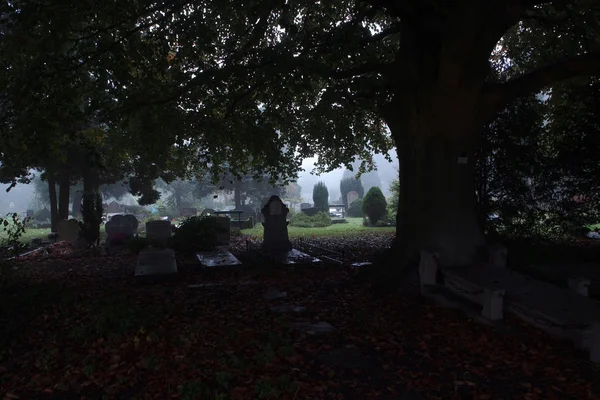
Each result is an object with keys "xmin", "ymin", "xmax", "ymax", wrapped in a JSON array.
[
  {"xmin": 241, "ymin": 217, "xmax": 395, "ymax": 238},
  {"xmin": 0, "ymin": 227, "xmax": 52, "ymax": 244}
]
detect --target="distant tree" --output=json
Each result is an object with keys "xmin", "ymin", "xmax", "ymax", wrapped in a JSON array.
[
  {"xmin": 340, "ymin": 178, "xmax": 364, "ymax": 209},
  {"xmin": 156, "ymin": 179, "xmax": 197, "ymax": 215},
  {"xmin": 363, "ymin": 187, "xmax": 387, "ymax": 225},
  {"xmin": 347, "ymin": 199, "xmax": 363, "ymax": 218},
  {"xmin": 387, "ymin": 177, "xmax": 400, "ymax": 224},
  {"xmin": 312, "ymin": 182, "xmax": 329, "ymax": 212},
  {"xmin": 283, "ymin": 182, "xmax": 302, "ymax": 208}
]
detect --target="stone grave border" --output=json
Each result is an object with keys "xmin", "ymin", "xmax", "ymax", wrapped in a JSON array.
[
  {"xmin": 294, "ymin": 238, "xmax": 348, "ymax": 265},
  {"xmin": 419, "ymin": 247, "xmax": 600, "ymax": 362}
]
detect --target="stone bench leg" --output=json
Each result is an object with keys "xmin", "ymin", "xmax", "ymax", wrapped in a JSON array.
[
  {"xmin": 419, "ymin": 250, "xmax": 439, "ymax": 294},
  {"xmin": 481, "ymin": 288, "xmax": 505, "ymax": 321},
  {"xmin": 589, "ymin": 323, "xmax": 600, "ymax": 363},
  {"xmin": 568, "ymin": 277, "xmax": 590, "ymax": 297}
]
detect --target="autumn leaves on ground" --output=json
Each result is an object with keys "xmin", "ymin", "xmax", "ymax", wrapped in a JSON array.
[{"xmin": 1, "ymin": 234, "xmax": 599, "ymax": 400}]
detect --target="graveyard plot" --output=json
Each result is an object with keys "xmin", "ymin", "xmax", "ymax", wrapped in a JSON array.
[
  {"xmin": 438, "ymin": 264, "xmax": 600, "ymax": 361},
  {"xmin": 196, "ymin": 248, "xmax": 242, "ymax": 267},
  {"xmin": 2, "ymin": 235, "xmax": 600, "ymax": 400},
  {"xmin": 135, "ymin": 248, "xmax": 179, "ymax": 282}
]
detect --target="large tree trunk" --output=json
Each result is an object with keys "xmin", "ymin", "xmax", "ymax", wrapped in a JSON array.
[
  {"xmin": 47, "ymin": 176, "xmax": 58, "ymax": 233},
  {"xmin": 58, "ymin": 172, "xmax": 70, "ymax": 220},
  {"xmin": 391, "ymin": 120, "xmax": 485, "ymax": 267},
  {"xmin": 377, "ymin": 8, "xmax": 508, "ymax": 270}
]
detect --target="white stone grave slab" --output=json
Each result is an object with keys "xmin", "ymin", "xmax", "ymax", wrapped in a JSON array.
[
  {"xmin": 196, "ymin": 248, "xmax": 241, "ymax": 267},
  {"xmin": 442, "ymin": 264, "xmax": 600, "ymax": 362},
  {"xmin": 135, "ymin": 249, "xmax": 178, "ymax": 278}
]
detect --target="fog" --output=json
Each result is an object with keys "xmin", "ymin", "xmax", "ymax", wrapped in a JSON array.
[
  {"xmin": 297, "ymin": 151, "xmax": 399, "ymax": 203},
  {"xmin": 0, "ymin": 182, "xmax": 35, "ymax": 214},
  {"xmin": 0, "ymin": 151, "xmax": 399, "ymax": 214}
]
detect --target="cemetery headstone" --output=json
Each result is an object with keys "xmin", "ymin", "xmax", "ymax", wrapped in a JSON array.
[
  {"xmin": 26, "ymin": 209, "xmax": 34, "ymax": 218},
  {"xmin": 261, "ymin": 195, "xmax": 293, "ymax": 252},
  {"xmin": 212, "ymin": 216, "xmax": 231, "ymax": 246},
  {"xmin": 347, "ymin": 191, "xmax": 360, "ymax": 206},
  {"xmin": 57, "ymin": 219, "xmax": 80, "ymax": 243},
  {"xmin": 146, "ymin": 220, "xmax": 172, "ymax": 246},
  {"xmin": 135, "ymin": 248, "xmax": 178, "ymax": 281},
  {"xmin": 105, "ymin": 214, "xmax": 138, "ymax": 253}
]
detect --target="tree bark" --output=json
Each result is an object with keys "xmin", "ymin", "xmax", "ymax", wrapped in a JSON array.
[
  {"xmin": 47, "ymin": 175, "xmax": 58, "ymax": 233},
  {"xmin": 392, "ymin": 125, "xmax": 486, "ymax": 267},
  {"xmin": 58, "ymin": 172, "xmax": 71, "ymax": 220}
]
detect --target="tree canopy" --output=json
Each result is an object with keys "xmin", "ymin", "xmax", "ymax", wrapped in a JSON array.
[{"xmin": 1, "ymin": 0, "xmax": 600, "ymax": 267}]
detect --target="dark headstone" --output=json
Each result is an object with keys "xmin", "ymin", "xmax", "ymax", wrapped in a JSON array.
[{"xmin": 261, "ymin": 195, "xmax": 292, "ymax": 252}]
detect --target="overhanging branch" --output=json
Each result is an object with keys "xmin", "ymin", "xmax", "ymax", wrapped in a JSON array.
[{"xmin": 480, "ymin": 51, "xmax": 600, "ymax": 118}]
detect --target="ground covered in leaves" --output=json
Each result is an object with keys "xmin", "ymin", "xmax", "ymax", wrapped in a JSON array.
[{"xmin": 1, "ymin": 234, "xmax": 599, "ymax": 400}]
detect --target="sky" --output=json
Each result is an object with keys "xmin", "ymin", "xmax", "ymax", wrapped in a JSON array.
[{"xmin": 0, "ymin": 151, "xmax": 399, "ymax": 214}]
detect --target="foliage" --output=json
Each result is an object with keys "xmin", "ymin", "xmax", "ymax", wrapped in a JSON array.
[
  {"xmin": 347, "ymin": 199, "xmax": 364, "ymax": 218},
  {"xmin": 156, "ymin": 179, "xmax": 198, "ymax": 214},
  {"xmin": 340, "ymin": 178, "xmax": 364, "ymax": 208},
  {"xmin": 172, "ymin": 216, "xmax": 228, "ymax": 253},
  {"xmin": 312, "ymin": 182, "xmax": 329, "ymax": 213},
  {"xmin": 387, "ymin": 178, "xmax": 400, "ymax": 223},
  {"xmin": 0, "ymin": 213, "xmax": 30, "ymax": 257},
  {"xmin": 362, "ymin": 187, "xmax": 387, "ymax": 225},
  {"xmin": 475, "ymin": 76, "xmax": 600, "ymax": 241},
  {"xmin": 288, "ymin": 212, "xmax": 332, "ymax": 228}
]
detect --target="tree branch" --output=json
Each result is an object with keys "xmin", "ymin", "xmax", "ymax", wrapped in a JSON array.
[{"xmin": 480, "ymin": 51, "xmax": 600, "ymax": 119}]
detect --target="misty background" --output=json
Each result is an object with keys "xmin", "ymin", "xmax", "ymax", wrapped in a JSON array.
[{"xmin": 0, "ymin": 152, "xmax": 399, "ymax": 214}]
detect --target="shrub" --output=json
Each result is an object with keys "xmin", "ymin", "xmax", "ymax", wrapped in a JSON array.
[
  {"xmin": 289, "ymin": 211, "xmax": 331, "ymax": 228},
  {"xmin": 347, "ymin": 199, "xmax": 363, "ymax": 217},
  {"xmin": 300, "ymin": 207, "xmax": 320, "ymax": 217},
  {"xmin": 362, "ymin": 187, "xmax": 387, "ymax": 225},
  {"xmin": 0, "ymin": 213, "xmax": 30, "ymax": 257},
  {"xmin": 312, "ymin": 182, "xmax": 329, "ymax": 212},
  {"xmin": 172, "ymin": 216, "xmax": 229, "ymax": 253}
]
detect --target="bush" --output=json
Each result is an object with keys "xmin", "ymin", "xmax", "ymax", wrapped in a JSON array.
[
  {"xmin": 289, "ymin": 211, "xmax": 332, "ymax": 228},
  {"xmin": 347, "ymin": 199, "xmax": 363, "ymax": 217},
  {"xmin": 300, "ymin": 207, "xmax": 320, "ymax": 217},
  {"xmin": 172, "ymin": 216, "xmax": 229, "ymax": 253},
  {"xmin": 312, "ymin": 182, "xmax": 329, "ymax": 212},
  {"xmin": 0, "ymin": 213, "xmax": 30, "ymax": 257},
  {"xmin": 362, "ymin": 187, "xmax": 387, "ymax": 225}
]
